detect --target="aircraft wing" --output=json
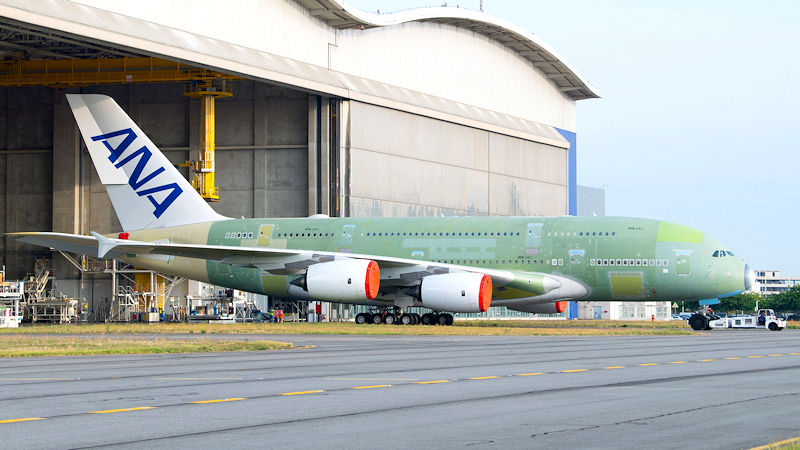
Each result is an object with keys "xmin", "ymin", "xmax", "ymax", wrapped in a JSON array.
[{"xmin": 11, "ymin": 231, "xmax": 525, "ymax": 287}]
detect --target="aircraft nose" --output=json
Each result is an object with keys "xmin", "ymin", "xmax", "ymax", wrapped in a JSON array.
[{"xmin": 744, "ymin": 264, "xmax": 755, "ymax": 291}]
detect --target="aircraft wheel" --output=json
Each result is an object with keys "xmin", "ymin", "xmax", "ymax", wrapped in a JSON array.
[
  {"xmin": 688, "ymin": 314, "xmax": 708, "ymax": 331},
  {"xmin": 355, "ymin": 313, "xmax": 368, "ymax": 325},
  {"xmin": 384, "ymin": 314, "xmax": 397, "ymax": 325},
  {"xmin": 437, "ymin": 314, "xmax": 449, "ymax": 326},
  {"xmin": 445, "ymin": 314, "xmax": 454, "ymax": 326},
  {"xmin": 400, "ymin": 313, "xmax": 414, "ymax": 325},
  {"xmin": 411, "ymin": 313, "xmax": 420, "ymax": 325},
  {"xmin": 371, "ymin": 313, "xmax": 382, "ymax": 324},
  {"xmin": 421, "ymin": 313, "xmax": 434, "ymax": 325},
  {"xmin": 768, "ymin": 322, "xmax": 779, "ymax": 331}
]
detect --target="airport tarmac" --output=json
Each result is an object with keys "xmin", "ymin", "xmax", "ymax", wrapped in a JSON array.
[{"xmin": 1, "ymin": 330, "xmax": 799, "ymax": 449}]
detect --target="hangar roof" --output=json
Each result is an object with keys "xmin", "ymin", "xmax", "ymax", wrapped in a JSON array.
[
  {"xmin": 0, "ymin": 0, "xmax": 581, "ymax": 146},
  {"xmin": 299, "ymin": 0, "xmax": 600, "ymax": 100}
]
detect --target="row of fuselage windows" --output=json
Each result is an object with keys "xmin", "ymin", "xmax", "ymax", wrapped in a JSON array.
[
  {"xmin": 366, "ymin": 231, "xmax": 522, "ymax": 237},
  {"xmin": 712, "ymin": 250, "xmax": 735, "ymax": 257},
  {"xmin": 590, "ymin": 258, "xmax": 669, "ymax": 267},
  {"xmin": 226, "ymin": 231, "xmax": 621, "ymax": 239}
]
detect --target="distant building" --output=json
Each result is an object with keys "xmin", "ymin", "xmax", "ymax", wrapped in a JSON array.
[
  {"xmin": 577, "ymin": 185, "xmax": 606, "ymax": 217},
  {"xmin": 753, "ymin": 270, "xmax": 800, "ymax": 295}
]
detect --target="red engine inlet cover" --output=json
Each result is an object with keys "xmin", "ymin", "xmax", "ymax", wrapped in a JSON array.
[
  {"xmin": 364, "ymin": 260, "xmax": 380, "ymax": 299},
  {"xmin": 554, "ymin": 301, "xmax": 567, "ymax": 313},
  {"xmin": 478, "ymin": 275, "xmax": 492, "ymax": 312}
]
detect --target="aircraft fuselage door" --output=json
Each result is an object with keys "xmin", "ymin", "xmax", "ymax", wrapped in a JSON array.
[
  {"xmin": 526, "ymin": 223, "xmax": 543, "ymax": 255},
  {"xmin": 258, "ymin": 224, "xmax": 274, "ymax": 246},
  {"xmin": 569, "ymin": 249, "xmax": 585, "ymax": 275},
  {"xmin": 675, "ymin": 250, "xmax": 691, "ymax": 276},
  {"xmin": 341, "ymin": 224, "xmax": 355, "ymax": 248}
]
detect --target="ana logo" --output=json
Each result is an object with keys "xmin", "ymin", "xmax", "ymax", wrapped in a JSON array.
[{"xmin": 91, "ymin": 128, "xmax": 182, "ymax": 219}]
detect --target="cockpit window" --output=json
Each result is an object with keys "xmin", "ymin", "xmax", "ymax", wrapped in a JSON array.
[
  {"xmin": 726, "ymin": 250, "xmax": 734, "ymax": 257},
  {"xmin": 712, "ymin": 250, "xmax": 719, "ymax": 257}
]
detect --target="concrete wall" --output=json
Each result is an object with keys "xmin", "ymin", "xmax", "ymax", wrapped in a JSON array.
[
  {"xmin": 0, "ymin": 87, "xmax": 54, "ymax": 280},
  {"xmin": 346, "ymin": 101, "xmax": 567, "ymax": 218}
]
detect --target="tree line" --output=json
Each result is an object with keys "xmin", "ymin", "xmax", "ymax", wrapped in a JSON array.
[{"xmin": 679, "ymin": 285, "xmax": 800, "ymax": 314}]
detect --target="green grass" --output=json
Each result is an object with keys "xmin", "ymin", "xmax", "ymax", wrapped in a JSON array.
[
  {"xmin": 0, "ymin": 336, "xmax": 292, "ymax": 357},
  {"xmin": 0, "ymin": 320, "xmax": 696, "ymax": 336}
]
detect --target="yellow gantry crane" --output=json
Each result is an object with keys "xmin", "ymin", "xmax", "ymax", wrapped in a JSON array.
[{"xmin": 181, "ymin": 80, "xmax": 233, "ymax": 201}]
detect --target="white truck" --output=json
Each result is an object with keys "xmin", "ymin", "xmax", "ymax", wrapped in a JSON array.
[
  {"xmin": 689, "ymin": 309, "xmax": 786, "ymax": 331},
  {"xmin": 728, "ymin": 309, "xmax": 786, "ymax": 331}
]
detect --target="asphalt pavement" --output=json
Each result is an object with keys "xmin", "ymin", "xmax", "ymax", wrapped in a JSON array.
[{"xmin": 1, "ymin": 330, "xmax": 799, "ymax": 449}]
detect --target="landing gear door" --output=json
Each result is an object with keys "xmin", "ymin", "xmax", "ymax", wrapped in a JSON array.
[
  {"xmin": 526, "ymin": 223, "xmax": 543, "ymax": 255},
  {"xmin": 569, "ymin": 249, "xmax": 585, "ymax": 275}
]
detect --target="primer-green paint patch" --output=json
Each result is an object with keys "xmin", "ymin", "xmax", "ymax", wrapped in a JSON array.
[
  {"xmin": 262, "ymin": 275, "xmax": 288, "ymax": 293},
  {"xmin": 610, "ymin": 273, "xmax": 644, "ymax": 297},
  {"xmin": 657, "ymin": 222, "xmax": 703, "ymax": 244}
]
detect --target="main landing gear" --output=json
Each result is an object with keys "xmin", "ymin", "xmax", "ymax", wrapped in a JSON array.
[{"xmin": 354, "ymin": 308, "xmax": 454, "ymax": 326}]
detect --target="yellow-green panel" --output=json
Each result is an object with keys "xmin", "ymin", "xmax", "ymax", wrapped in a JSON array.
[
  {"xmin": 657, "ymin": 222, "xmax": 704, "ymax": 244},
  {"xmin": 610, "ymin": 273, "xmax": 644, "ymax": 297}
]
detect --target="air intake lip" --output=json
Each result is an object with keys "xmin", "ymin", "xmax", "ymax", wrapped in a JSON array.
[{"xmin": 744, "ymin": 264, "xmax": 755, "ymax": 291}]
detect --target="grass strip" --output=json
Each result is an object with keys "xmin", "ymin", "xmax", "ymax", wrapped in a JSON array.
[
  {"xmin": 0, "ymin": 336, "xmax": 291, "ymax": 357},
  {"xmin": 0, "ymin": 321, "xmax": 696, "ymax": 336}
]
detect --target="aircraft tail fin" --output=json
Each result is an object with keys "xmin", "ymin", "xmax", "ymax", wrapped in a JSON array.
[{"xmin": 66, "ymin": 94, "xmax": 228, "ymax": 231}]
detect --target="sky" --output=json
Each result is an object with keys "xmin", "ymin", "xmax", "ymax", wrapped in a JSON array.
[{"xmin": 349, "ymin": 0, "xmax": 800, "ymax": 276}]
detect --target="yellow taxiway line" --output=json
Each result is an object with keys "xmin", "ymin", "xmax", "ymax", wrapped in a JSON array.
[
  {"xmin": 0, "ymin": 417, "xmax": 44, "ymax": 424},
  {"xmin": 89, "ymin": 407, "xmax": 155, "ymax": 414},
  {"xmin": 279, "ymin": 390, "xmax": 324, "ymax": 396},
  {"xmin": 190, "ymin": 398, "xmax": 246, "ymax": 404}
]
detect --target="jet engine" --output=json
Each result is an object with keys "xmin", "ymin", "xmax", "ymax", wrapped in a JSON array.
[
  {"xmin": 415, "ymin": 273, "xmax": 492, "ymax": 313},
  {"xmin": 291, "ymin": 259, "xmax": 380, "ymax": 302},
  {"xmin": 508, "ymin": 301, "xmax": 568, "ymax": 314}
]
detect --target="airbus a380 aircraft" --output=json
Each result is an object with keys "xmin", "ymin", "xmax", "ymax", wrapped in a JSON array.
[{"xmin": 13, "ymin": 95, "xmax": 755, "ymax": 325}]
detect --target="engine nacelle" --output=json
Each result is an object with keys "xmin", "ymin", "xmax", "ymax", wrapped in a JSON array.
[
  {"xmin": 293, "ymin": 259, "xmax": 380, "ymax": 302},
  {"xmin": 419, "ymin": 273, "xmax": 492, "ymax": 313},
  {"xmin": 509, "ymin": 301, "xmax": 568, "ymax": 314}
]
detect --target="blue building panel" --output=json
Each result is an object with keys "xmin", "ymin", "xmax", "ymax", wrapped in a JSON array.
[
  {"xmin": 555, "ymin": 128, "xmax": 577, "ymax": 216},
  {"xmin": 568, "ymin": 301, "xmax": 578, "ymax": 319}
]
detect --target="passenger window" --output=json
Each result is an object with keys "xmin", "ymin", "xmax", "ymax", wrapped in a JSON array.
[
  {"xmin": 603, "ymin": 259, "xmax": 609, "ymax": 266},
  {"xmin": 622, "ymin": 259, "xmax": 628, "ymax": 266},
  {"xmin": 616, "ymin": 259, "xmax": 621, "ymax": 266},
  {"xmin": 642, "ymin": 259, "xmax": 648, "ymax": 266},
  {"xmin": 636, "ymin": 259, "xmax": 641, "ymax": 266},
  {"xmin": 610, "ymin": 259, "xmax": 615, "ymax": 266},
  {"xmin": 590, "ymin": 259, "xmax": 596, "ymax": 266},
  {"xmin": 649, "ymin": 259, "xmax": 655, "ymax": 266}
]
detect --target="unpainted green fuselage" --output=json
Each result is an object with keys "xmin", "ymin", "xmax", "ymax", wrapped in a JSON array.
[{"xmin": 122, "ymin": 216, "xmax": 747, "ymax": 305}]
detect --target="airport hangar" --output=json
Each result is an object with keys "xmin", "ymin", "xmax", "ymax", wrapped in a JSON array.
[{"xmin": 0, "ymin": 0, "xmax": 600, "ymax": 321}]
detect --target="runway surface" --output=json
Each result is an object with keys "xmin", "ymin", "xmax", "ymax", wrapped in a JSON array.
[{"xmin": 2, "ymin": 330, "xmax": 800, "ymax": 449}]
